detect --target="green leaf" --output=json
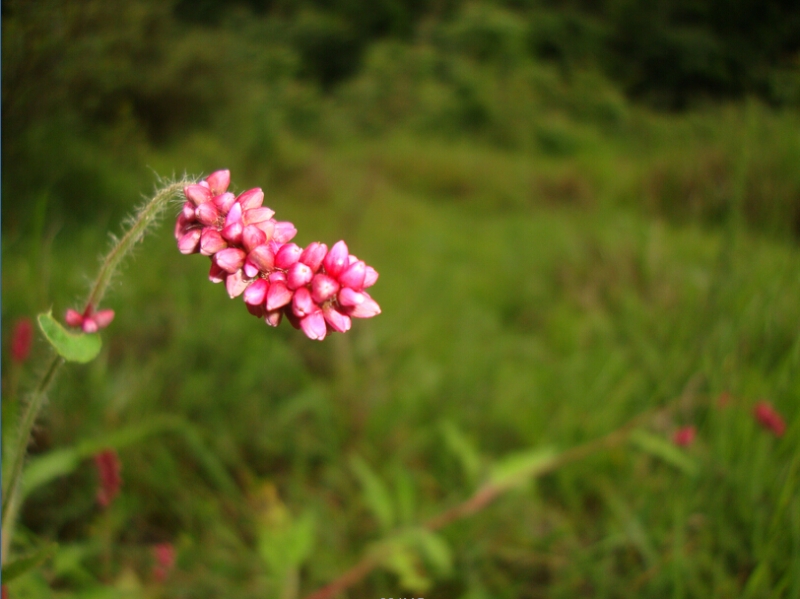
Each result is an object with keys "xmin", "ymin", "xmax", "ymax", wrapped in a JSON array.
[
  {"xmin": 350, "ymin": 455, "xmax": 395, "ymax": 533},
  {"xmin": 489, "ymin": 446, "xmax": 558, "ymax": 490},
  {"xmin": 382, "ymin": 544, "xmax": 431, "ymax": 592},
  {"xmin": 2, "ymin": 542, "xmax": 57, "ymax": 582},
  {"xmin": 37, "ymin": 312, "xmax": 101, "ymax": 363},
  {"xmin": 440, "ymin": 420, "xmax": 483, "ymax": 483},
  {"xmin": 629, "ymin": 429, "xmax": 699, "ymax": 476}
]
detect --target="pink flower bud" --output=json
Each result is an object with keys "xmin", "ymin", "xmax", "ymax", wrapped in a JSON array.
[
  {"xmin": 243, "ymin": 279, "xmax": 268, "ymax": 306},
  {"xmin": 10, "ymin": 318, "xmax": 34, "ymax": 363},
  {"xmin": 273, "ymin": 221, "xmax": 297, "ymax": 243},
  {"xmin": 215, "ymin": 248, "xmax": 246, "ymax": 273},
  {"xmin": 242, "ymin": 225, "xmax": 267, "ymax": 253},
  {"xmin": 311, "ymin": 274, "xmax": 340, "ymax": 304},
  {"xmin": 82, "ymin": 317, "xmax": 99, "ymax": 333},
  {"xmin": 286, "ymin": 262, "xmax": 313, "ymax": 289},
  {"xmin": 174, "ymin": 214, "xmax": 192, "ymax": 241},
  {"xmin": 337, "ymin": 287, "xmax": 364, "ymax": 307},
  {"xmin": 181, "ymin": 201, "xmax": 195, "ymax": 221},
  {"xmin": 236, "ymin": 188, "xmax": 265, "ymax": 211},
  {"xmin": 301, "ymin": 310, "xmax": 327, "ymax": 340},
  {"xmin": 225, "ymin": 270, "xmax": 249, "ymax": 299},
  {"xmin": 672, "ymin": 426, "xmax": 696, "ymax": 447},
  {"xmin": 753, "ymin": 401, "xmax": 786, "ymax": 437},
  {"xmin": 225, "ymin": 202, "xmax": 243, "ymax": 227},
  {"xmin": 195, "ymin": 201, "xmax": 220, "ymax": 226},
  {"xmin": 247, "ymin": 245, "xmax": 275, "ymax": 273},
  {"xmin": 275, "ymin": 243, "xmax": 302, "ymax": 269},
  {"xmin": 178, "ymin": 229, "xmax": 202, "ymax": 255},
  {"xmin": 184, "ymin": 184, "xmax": 213, "ymax": 207},
  {"xmin": 292, "ymin": 287, "xmax": 316, "ymax": 318},
  {"xmin": 300, "ymin": 242, "xmax": 328, "ymax": 272},
  {"xmin": 200, "ymin": 228, "xmax": 227, "ymax": 256},
  {"xmin": 323, "ymin": 241, "xmax": 349, "ymax": 278},
  {"xmin": 338, "ymin": 260, "xmax": 366, "ymax": 289},
  {"xmin": 264, "ymin": 309, "xmax": 283, "ymax": 327},
  {"xmin": 205, "ymin": 169, "xmax": 230, "ymax": 195},
  {"xmin": 363, "ymin": 266, "xmax": 379, "ymax": 288},
  {"xmin": 247, "ymin": 302, "xmax": 265, "ymax": 318},
  {"xmin": 323, "ymin": 304, "xmax": 351, "ymax": 333},
  {"xmin": 65, "ymin": 309, "xmax": 84, "ymax": 327},
  {"xmin": 213, "ymin": 192, "xmax": 236, "ymax": 214},
  {"xmin": 266, "ymin": 280, "xmax": 293, "ymax": 311},
  {"xmin": 209, "ymin": 261, "xmax": 225, "ymax": 283},
  {"xmin": 243, "ymin": 207, "xmax": 275, "ymax": 227},
  {"xmin": 221, "ymin": 221, "xmax": 243, "ymax": 245},
  {"xmin": 348, "ymin": 291, "xmax": 381, "ymax": 318},
  {"xmin": 254, "ymin": 218, "xmax": 276, "ymax": 241}
]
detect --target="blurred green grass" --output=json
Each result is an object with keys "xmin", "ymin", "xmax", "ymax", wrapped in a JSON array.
[{"xmin": 3, "ymin": 2, "xmax": 800, "ymax": 597}]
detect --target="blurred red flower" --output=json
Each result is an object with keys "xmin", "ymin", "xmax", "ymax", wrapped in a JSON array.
[
  {"xmin": 94, "ymin": 449, "xmax": 122, "ymax": 508},
  {"xmin": 10, "ymin": 318, "xmax": 33, "ymax": 363},
  {"xmin": 753, "ymin": 401, "xmax": 786, "ymax": 437},
  {"xmin": 672, "ymin": 426, "xmax": 696, "ymax": 447}
]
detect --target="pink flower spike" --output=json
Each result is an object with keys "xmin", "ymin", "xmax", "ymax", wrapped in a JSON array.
[
  {"xmin": 242, "ymin": 225, "xmax": 267, "ymax": 253},
  {"xmin": 206, "ymin": 169, "xmax": 230, "ymax": 195},
  {"xmin": 95, "ymin": 449, "xmax": 122, "ymax": 508},
  {"xmin": 11, "ymin": 318, "xmax": 34, "ymax": 363},
  {"xmin": 225, "ymin": 270, "xmax": 249, "ymax": 299},
  {"xmin": 236, "ymin": 188, "xmax": 265, "ymax": 211},
  {"xmin": 753, "ymin": 401, "xmax": 786, "ymax": 437},
  {"xmin": 184, "ymin": 184, "xmax": 213, "ymax": 207},
  {"xmin": 300, "ymin": 242, "xmax": 328, "ymax": 272},
  {"xmin": 266, "ymin": 280, "xmax": 293, "ymax": 311},
  {"xmin": 152, "ymin": 543, "xmax": 176, "ymax": 583},
  {"xmin": 672, "ymin": 426, "xmax": 696, "ymax": 447},
  {"xmin": 209, "ymin": 261, "xmax": 226, "ymax": 284},
  {"xmin": 311, "ymin": 274, "xmax": 340, "ymax": 304},
  {"xmin": 215, "ymin": 248, "xmax": 247, "ymax": 273},
  {"xmin": 301, "ymin": 310, "xmax": 327, "ymax": 340},
  {"xmin": 292, "ymin": 287, "xmax": 315, "ymax": 318},
  {"xmin": 195, "ymin": 201, "xmax": 220, "ymax": 226},
  {"xmin": 243, "ymin": 279, "xmax": 269, "ymax": 306},
  {"xmin": 339, "ymin": 260, "xmax": 366, "ymax": 289},
  {"xmin": 200, "ymin": 228, "xmax": 227, "ymax": 256},
  {"xmin": 65, "ymin": 309, "xmax": 84, "ymax": 328},
  {"xmin": 323, "ymin": 304, "xmax": 351, "ymax": 333},
  {"xmin": 287, "ymin": 262, "xmax": 313, "ymax": 290},
  {"xmin": 275, "ymin": 243, "xmax": 303, "ymax": 269},
  {"xmin": 264, "ymin": 309, "xmax": 283, "ymax": 327},
  {"xmin": 213, "ymin": 192, "xmax": 236, "ymax": 214},
  {"xmin": 348, "ymin": 292, "xmax": 381, "ymax": 318},
  {"xmin": 323, "ymin": 241, "xmax": 349, "ymax": 278},
  {"xmin": 363, "ymin": 266, "xmax": 379, "ymax": 288},
  {"xmin": 93, "ymin": 309, "xmax": 115, "ymax": 330},
  {"xmin": 178, "ymin": 229, "xmax": 202, "ymax": 255},
  {"xmin": 247, "ymin": 245, "xmax": 275, "ymax": 273},
  {"xmin": 273, "ymin": 221, "xmax": 297, "ymax": 243}
]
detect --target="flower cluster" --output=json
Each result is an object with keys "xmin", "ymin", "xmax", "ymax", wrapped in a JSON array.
[
  {"xmin": 175, "ymin": 170, "xmax": 380, "ymax": 340},
  {"xmin": 65, "ymin": 305, "xmax": 115, "ymax": 333},
  {"xmin": 94, "ymin": 448, "xmax": 122, "ymax": 508},
  {"xmin": 753, "ymin": 400, "xmax": 786, "ymax": 437},
  {"xmin": 152, "ymin": 543, "xmax": 176, "ymax": 582}
]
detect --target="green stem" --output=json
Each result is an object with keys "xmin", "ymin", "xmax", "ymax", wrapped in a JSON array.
[
  {"xmin": 86, "ymin": 180, "xmax": 188, "ymax": 309},
  {"xmin": 2, "ymin": 354, "xmax": 62, "ymax": 556},
  {"xmin": 1, "ymin": 177, "xmax": 190, "ymax": 564}
]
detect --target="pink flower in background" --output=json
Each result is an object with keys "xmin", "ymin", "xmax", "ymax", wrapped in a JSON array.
[
  {"xmin": 176, "ymin": 170, "xmax": 380, "ymax": 340},
  {"xmin": 753, "ymin": 401, "xmax": 786, "ymax": 437},
  {"xmin": 672, "ymin": 426, "xmax": 696, "ymax": 447},
  {"xmin": 10, "ymin": 318, "xmax": 34, "ymax": 363},
  {"xmin": 65, "ymin": 305, "xmax": 115, "ymax": 333},
  {"xmin": 94, "ymin": 449, "xmax": 122, "ymax": 508},
  {"xmin": 152, "ymin": 543, "xmax": 176, "ymax": 582}
]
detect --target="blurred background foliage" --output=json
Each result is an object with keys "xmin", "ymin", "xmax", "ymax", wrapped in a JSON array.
[{"xmin": 2, "ymin": 0, "xmax": 800, "ymax": 597}]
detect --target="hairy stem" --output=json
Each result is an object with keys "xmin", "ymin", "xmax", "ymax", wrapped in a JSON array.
[{"xmin": 1, "ymin": 178, "xmax": 190, "ymax": 564}]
